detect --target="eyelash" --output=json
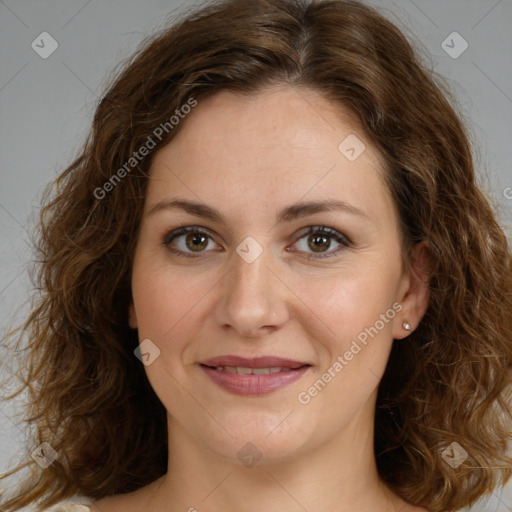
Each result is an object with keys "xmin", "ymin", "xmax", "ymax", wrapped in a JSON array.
[{"xmin": 162, "ymin": 225, "xmax": 352, "ymax": 260}]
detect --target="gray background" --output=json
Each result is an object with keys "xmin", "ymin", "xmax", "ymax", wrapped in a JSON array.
[{"xmin": 0, "ymin": 0, "xmax": 511, "ymax": 510}]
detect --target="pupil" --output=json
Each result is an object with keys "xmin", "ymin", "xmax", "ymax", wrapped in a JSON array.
[
  {"xmin": 310, "ymin": 235, "xmax": 329, "ymax": 252},
  {"xmin": 187, "ymin": 233, "xmax": 207, "ymax": 251}
]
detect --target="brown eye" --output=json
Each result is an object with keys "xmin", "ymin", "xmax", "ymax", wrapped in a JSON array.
[
  {"xmin": 185, "ymin": 232, "xmax": 209, "ymax": 252},
  {"xmin": 308, "ymin": 233, "xmax": 331, "ymax": 252},
  {"xmin": 163, "ymin": 227, "xmax": 218, "ymax": 258},
  {"xmin": 290, "ymin": 226, "xmax": 352, "ymax": 259}
]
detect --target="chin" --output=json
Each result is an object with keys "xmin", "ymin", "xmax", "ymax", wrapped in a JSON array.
[{"xmin": 197, "ymin": 410, "xmax": 318, "ymax": 466}]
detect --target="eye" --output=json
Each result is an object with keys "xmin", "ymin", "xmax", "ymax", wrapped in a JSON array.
[
  {"xmin": 163, "ymin": 227, "xmax": 220, "ymax": 259},
  {"xmin": 162, "ymin": 225, "xmax": 352, "ymax": 259},
  {"xmin": 289, "ymin": 226, "xmax": 352, "ymax": 259}
]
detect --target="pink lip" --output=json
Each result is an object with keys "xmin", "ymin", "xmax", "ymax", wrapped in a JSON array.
[
  {"xmin": 200, "ymin": 355, "xmax": 308, "ymax": 369},
  {"xmin": 199, "ymin": 355, "xmax": 311, "ymax": 396}
]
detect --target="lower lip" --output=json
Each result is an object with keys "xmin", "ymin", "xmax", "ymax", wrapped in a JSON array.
[{"xmin": 200, "ymin": 365, "xmax": 310, "ymax": 396}]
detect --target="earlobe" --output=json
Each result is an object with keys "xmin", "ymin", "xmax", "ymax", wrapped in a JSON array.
[
  {"xmin": 128, "ymin": 303, "xmax": 138, "ymax": 329},
  {"xmin": 393, "ymin": 241, "xmax": 431, "ymax": 340}
]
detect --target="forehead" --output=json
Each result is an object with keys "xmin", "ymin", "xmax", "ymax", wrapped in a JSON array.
[
  {"xmin": 147, "ymin": 86, "xmax": 396, "ymax": 231},
  {"xmin": 155, "ymin": 86, "xmax": 372, "ymax": 161}
]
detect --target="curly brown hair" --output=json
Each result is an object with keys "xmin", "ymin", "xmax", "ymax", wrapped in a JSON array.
[{"xmin": 1, "ymin": 0, "xmax": 511, "ymax": 511}]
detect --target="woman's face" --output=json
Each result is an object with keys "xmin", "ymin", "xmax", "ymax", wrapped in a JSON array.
[{"xmin": 129, "ymin": 85, "xmax": 427, "ymax": 464}]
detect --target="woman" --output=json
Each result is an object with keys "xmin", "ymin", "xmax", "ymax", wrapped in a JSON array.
[{"xmin": 1, "ymin": 0, "xmax": 511, "ymax": 511}]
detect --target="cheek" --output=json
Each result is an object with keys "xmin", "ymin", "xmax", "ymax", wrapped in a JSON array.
[
  {"xmin": 131, "ymin": 251, "xmax": 208, "ymax": 338},
  {"xmin": 295, "ymin": 260, "xmax": 402, "ymax": 414},
  {"xmin": 130, "ymin": 258, "xmax": 210, "ymax": 413},
  {"xmin": 130, "ymin": 252, "xmax": 229, "ymax": 389},
  {"xmin": 306, "ymin": 263, "xmax": 400, "ymax": 347},
  {"xmin": 296, "ymin": 277, "xmax": 399, "ymax": 427}
]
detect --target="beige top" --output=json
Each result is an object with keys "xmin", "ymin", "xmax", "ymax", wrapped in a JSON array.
[
  {"xmin": 46, "ymin": 506, "xmax": 91, "ymax": 512},
  {"xmin": 0, "ymin": 489, "xmax": 92, "ymax": 512}
]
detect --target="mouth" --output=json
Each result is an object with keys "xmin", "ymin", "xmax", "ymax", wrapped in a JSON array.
[
  {"xmin": 203, "ymin": 365, "xmax": 300, "ymax": 374},
  {"xmin": 199, "ymin": 356, "xmax": 311, "ymax": 396}
]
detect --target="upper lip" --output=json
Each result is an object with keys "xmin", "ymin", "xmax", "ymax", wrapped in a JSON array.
[{"xmin": 200, "ymin": 356, "xmax": 310, "ymax": 369}]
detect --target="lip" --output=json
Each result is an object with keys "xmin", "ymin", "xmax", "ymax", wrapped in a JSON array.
[
  {"xmin": 199, "ymin": 355, "xmax": 311, "ymax": 396},
  {"xmin": 200, "ymin": 355, "xmax": 308, "ymax": 369}
]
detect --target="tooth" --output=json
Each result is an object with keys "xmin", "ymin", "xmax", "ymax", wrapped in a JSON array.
[
  {"xmin": 252, "ymin": 368, "xmax": 271, "ymax": 375},
  {"xmin": 217, "ymin": 366, "xmax": 292, "ymax": 374}
]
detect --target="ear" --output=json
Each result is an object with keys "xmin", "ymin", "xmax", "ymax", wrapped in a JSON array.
[
  {"xmin": 128, "ymin": 302, "xmax": 138, "ymax": 329},
  {"xmin": 393, "ymin": 241, "xmax": 431, "ymax": 340}
]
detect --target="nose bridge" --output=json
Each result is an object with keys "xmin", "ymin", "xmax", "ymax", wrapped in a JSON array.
[
  {"xmin": 216, "ymin": 241, "xmax": 288, "ymax": 336},
  {"xmin": 229, "ymin": 248, "xmax": 272, "ymax": 309}
]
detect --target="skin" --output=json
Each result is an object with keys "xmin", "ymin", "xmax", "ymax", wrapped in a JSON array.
[{"xmin": 92, "ymin": 85, "xmax": 431, "ymax": 512}]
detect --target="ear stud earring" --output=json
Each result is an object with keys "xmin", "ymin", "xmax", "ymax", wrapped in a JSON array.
[{"xmin": 402, "ymin": 322, "xmax": 412, "ymax": 331}]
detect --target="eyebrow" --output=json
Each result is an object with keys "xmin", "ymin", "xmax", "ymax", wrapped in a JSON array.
[{"xmin": 147, "ymin": 198, "xmax": 370, "ymax": 225}]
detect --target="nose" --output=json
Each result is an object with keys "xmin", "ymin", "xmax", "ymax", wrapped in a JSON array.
[{"xmin": 214, "ymin": 245, "xmax": 289, "ymax": 338}]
